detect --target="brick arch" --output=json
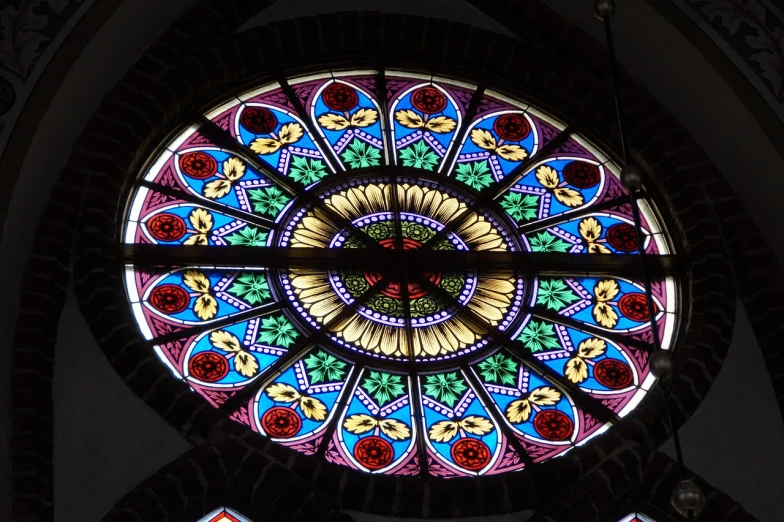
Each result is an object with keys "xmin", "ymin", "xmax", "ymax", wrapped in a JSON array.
[
  {"xmin": 13, "ymin": 5, "xmax": 778, "ymax": 522},
  {"xmin": 69, "ymin": 11, "xmax": 734, "ymax": 517},
  {"xmin": 105, "ymin": 435, "xmax": 755, "ymax": 522},
  {"xmin": 527, "ymin": 446, "xmax": 758, "ymax": 522},
  {"xmin": 101, "ymin": 437, "xmax": 351, "ymax": 522}
]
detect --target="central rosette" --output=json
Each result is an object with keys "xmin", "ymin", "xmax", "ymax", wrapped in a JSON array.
[
  {"xmin": 278, "ymin": 178, "xmax": 528, "ymax": 362},
  {"xmin": 335, "ymin": 216, "xmax": 468, "ymax": 323},
  {"xmin": 362, "ymin": 238, "xmax": 441, "ymax": 300}
]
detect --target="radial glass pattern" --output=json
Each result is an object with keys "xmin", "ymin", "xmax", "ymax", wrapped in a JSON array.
[{"xmin": 122, "ymin": 70, "xmax": 680, "ymax": 477}]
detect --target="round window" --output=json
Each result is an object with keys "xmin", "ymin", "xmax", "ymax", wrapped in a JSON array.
[{"xmin": 122, "ymin": 70, "xmax": 679, "ymax": 476}]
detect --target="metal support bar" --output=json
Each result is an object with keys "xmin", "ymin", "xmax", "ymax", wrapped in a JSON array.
[{"xmin": 123, "ymin": 244, "xmax": 684, "ymax": 277}]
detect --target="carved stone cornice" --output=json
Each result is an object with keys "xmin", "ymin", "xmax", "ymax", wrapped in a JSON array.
[
  {"xmin": 0, "ymin": 0, "xmax": 92, "ymax": 136},
  {"xmin": 673, "ymin": 0, "xmax": 784, "ymax": 119}
]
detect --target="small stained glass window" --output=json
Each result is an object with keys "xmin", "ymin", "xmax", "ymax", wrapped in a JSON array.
[
  {"xmin": 618, "ymin": 513, "xmax": 657, "ymax": 522},
  {"xmin": 199, "ymin": 507, "xmax": 252, "ymax": 522},
  {"xmin": 122, "ymin": 69, "xmax": 680, "ymax": 477}
]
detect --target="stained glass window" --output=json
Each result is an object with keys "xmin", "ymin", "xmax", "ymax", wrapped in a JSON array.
[
  {"xmin": 618, "ymin": 513, "xmax": 657, "ymax": 522},
  {"xmin": 123, "ymin": 70, "xmax": 680, "ymax": 477},
  {"xmin": 198, "ymin": 507, "xmax": 252, "ymax": 522}
]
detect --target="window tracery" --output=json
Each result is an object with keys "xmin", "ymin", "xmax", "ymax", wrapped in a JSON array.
[{"xmin": 122, "ymin": 70, "xmax": 679, "ymax": 477}]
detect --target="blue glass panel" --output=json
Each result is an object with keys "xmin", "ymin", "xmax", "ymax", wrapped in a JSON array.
[
  {"xmin": 141, "ymin": 269, "xmax": 272, "ymax": 325},
  {"xmin": 338, "ymin": 370, "xmax": 417, "ymax": 473},
  {"xmin": 235, "ymin": 103, "xmax": 334, "ymax": 182},
  {"xmin": 311, "ymin": 79, "xmax": 386, "ymax": 171},
  {"xmin": 420, "ymin": 371, "xmax": 502, "ymax": 475},
  {"xmin": 472, "ymin": 352, "xmax": 577, "ymax": 445},
  {"xmin": 253, "ymin": 349, "xmax": 352, "ymax": 441},
  {"xmin": 390, "ymin": 83, "xmax": 462, "ymax": 171},
  {"xmin": 516, "ymin": 317, "xmax": 640, "ymax": 392},
  {"xmin": 138, "ymin": 203, "xmax": 271, "ymax": 246},
  {"xmin": 526, "ymin": 213, "xmax": 651, "ymax": 255},
  {"xmin": 545, "ymin": 277, "xmax": 663, "ymax": 332},
  {"xmin": 183, "ymin": 318, "xmax": 285, "ymax": 387},
  {"xmin": 172, "ymin": 148, "xmax": 275, "ymax": 213}
]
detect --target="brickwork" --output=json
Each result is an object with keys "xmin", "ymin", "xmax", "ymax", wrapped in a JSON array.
[
  {"xmin": 8, "ymin": 2, "xmax": 779, "ymax": 521},
  {"xmin": 102, "ymin": 438, "xmax": 348, "ymax": 522},
  {"xmin": 528, "ymin": 446, "xmax": 758, "ymax": 522}
]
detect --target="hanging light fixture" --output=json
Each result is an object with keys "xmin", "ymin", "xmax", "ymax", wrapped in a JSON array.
[{"xmin": 593, "ymin": 1, "xmax": 705, "ymax": 519}]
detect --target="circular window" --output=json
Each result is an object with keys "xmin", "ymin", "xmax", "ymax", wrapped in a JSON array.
[{"xmin": 123, "ymin": 70, "xmax": 679, "ymax": 477}]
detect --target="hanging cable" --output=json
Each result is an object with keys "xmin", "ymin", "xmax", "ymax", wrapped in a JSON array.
[{"xmin": 593, "ymin": 1, "xmax": 705, "ymax": 519}]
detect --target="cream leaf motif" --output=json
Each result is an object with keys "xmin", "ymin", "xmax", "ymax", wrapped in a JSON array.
[
  {"xmin": 395, "ymin": 109, "xmax": 456, "ymax": 133},
  {"xmin": 470, "ymin": 129, "xmax": 528, "ymax": 161},
  {"xmin": 250, "ymin": 122, "xmax": 304, "ymax": 155},
  {"xmin": 379, "ymin": 419, "xmax": 411, "ymax": 440}
]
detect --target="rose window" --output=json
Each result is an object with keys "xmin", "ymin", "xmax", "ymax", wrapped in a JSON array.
[{"xmin": 123, "ymin": 69, "xmax": 679, "ymax": 477}]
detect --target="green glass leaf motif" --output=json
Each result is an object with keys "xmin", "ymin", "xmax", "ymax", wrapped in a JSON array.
[
  {"xmin": 362, "ymin": 371, "xmax": 406, "ymax": 406},
  {"xmin": 304, "ymin": 351, "xmax": 347, "ymax": 383},
  {"xmin": 518, "ymin": 320, "xmax": 561, "ymax": 352},
  {"xmin": 401, "ymin": 221, "xmax": 436, "ymax": 243},
  {"xmin": 537, "ymin": 279, "xmax": 579, "ymax": 311},
  {"xmin": 365, "ymin": 221, "xmax": 394, "ymax": 241},
  {"xmin": 226, "ymin": 226, "xmax": 268, "ymax": 247},
  {"xmin": 399, "ymin": 140, "xmax": 440, "ymax": 170},
  {"xmin": 477, "ymin": 353, "xmax": 518, "ymax": 385},
  {"xmin": 257, "ymin": 314, "xmax": 299, "ymax": 348},
  {"xmin": 500, "ymin": 192, "xmax": 539, "ymax": 223},
  {"xmin": 344, "ymin": 236, "xmax": 364, "ymax": 249},
  {"xmin": 439, "ymin": 274, "xmax": 465, "ymax": 296},
  {"xmin": 411, "ymin": 296, "xmax": 439, "ymax": 317},
  {"xmin": 423, "ymin": 373, "xmax": 468, "ymax": 407},
  {"xmin": 529, "ymin": 231, "xmax": 571, "ymax": 253},
  {"xmin": 228, "ymin": 273, "xmax": 271, "ymax": 305},
  {"xmin": 367, "ymin": 295, "xmax": 404, "ymax": 317},
  {"xmin": 342, "ymin": 272, "xmax": 370, "ymax": 295},
  {"xmin": 289, "ymin": 156, "xmax": 328, "ymax": 185},
  {"xmin": 455, "ymin": 160, "xmax": 493, "ymax": 190},
  {"xmin": 341, "ymin": 139, "xmax": 382, "ymax": 168},
  {"xmin": 249, "ymin": 186, "xmax": 290, "ymax": 217}
]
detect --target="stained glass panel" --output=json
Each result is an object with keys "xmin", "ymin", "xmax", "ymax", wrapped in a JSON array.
[
  {"xmin": 230, "ymin": 348, "xmax": 354, "ymax": 456},
  {"xmin": 618, "ymin": 513, "xmax": 657, "ymax": 522},
  {"xmin": 387, "ymin": 73, "xmax": 470, "ymax": 172},
  {"xmin": 292, "ymin": 73, "xmax": 387, "ymax": 171},
  {"xmin": 419, "ymin": 370, "xmax": 505, "ymax": 475},
  {"xmin": 121, "ymin": 69, "xmax": 682, "ymax": 478},
  {"xmin": 335, "ymin": 369, "xmax": 418, "ymax": 473},
  {"xmin": 199, "ymin": 507, "xmax": 253, "ymax": 522}
]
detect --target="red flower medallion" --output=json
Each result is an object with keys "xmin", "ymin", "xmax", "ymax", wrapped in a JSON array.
[
  {"xmin": 411, "ymin": 87, "xmax": 447, "ymax": 114},
  {"xmin": 261, "ymin": 406, "xmax": 302, "ymax": 438},
  {"xmin": 354, "ymin": 436, "xmax": 394, "ymax": 470},
  {"xmin": 619, "ymin": 292, "xmax": 657, "ymax": 321},
  {"xmin": 451, "ymin": 437, "xmax": 491, "ymax": 471},
  {"xmin": 240, "ymin": 107, "xmax": 278, "ymax": 134},
  {"xmin": 147, "ymin": 213, "xmax": 186, "ymax": 241},
  {"xmin": 323, "ymin": 83, "xmax": 359, "ymax": 112},
  {"xmin": 493, "ymin": 114, "xmax": 531, "ymax": 141},
  {"xmin": 534, "ymin": 410, "xmax": 573, "ymax": 441},
  {"xmin": 594, "ymin": 359, "xmax": 633, "ymax": 389},
  {"xmin": 179, "ymin": 152, "xmax": 218, "ymax": 179},
  {"xmin": 563, "ymin": 161, "xmax": 601, "ymax": 188},
  {"xmin": 149, "ymin": 284, "xmax": 190, "ymax": 314},
  {"xmin": 189, "ymin": 352, "xmax": 229, "ymax": 383},
  {"xmin": 362, "ymin": 238, "xmax": 442, "ymax": 299},
  {"xmin": 606, "ymin": 224, "xmax": 639, "ymax": 252}
]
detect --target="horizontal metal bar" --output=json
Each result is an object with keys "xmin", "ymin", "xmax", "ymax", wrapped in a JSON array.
[{"xmin": 122, "ymin": 244, "xmax": 686, "ymax": 277}]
